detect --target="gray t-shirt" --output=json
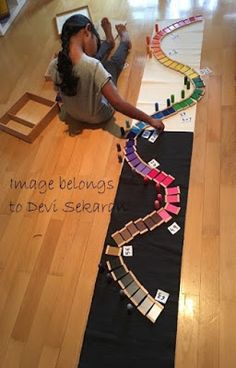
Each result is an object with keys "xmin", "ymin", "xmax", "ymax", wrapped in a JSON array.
[{"xmin": 49, "ymin": 53, "xmax": 115, "ymax": 124}]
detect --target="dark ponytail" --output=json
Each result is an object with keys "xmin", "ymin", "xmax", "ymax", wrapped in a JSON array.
[{"xmin": 57, "ymin": 14, "xmax": 100, "ymax": 96}]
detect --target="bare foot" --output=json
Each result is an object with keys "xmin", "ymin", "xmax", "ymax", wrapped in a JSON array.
[
  {"xmin": 115, "ymin": 24, "xmax": 132, "ymax": 49},
  {"xmin": 101, "ymin": 17, "xmax": 115, "ymax": 47}
]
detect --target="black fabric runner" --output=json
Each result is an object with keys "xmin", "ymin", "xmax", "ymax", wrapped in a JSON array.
[{"xmin": 78, "ymin": 132, "xmax": 193, "ymax": 368}]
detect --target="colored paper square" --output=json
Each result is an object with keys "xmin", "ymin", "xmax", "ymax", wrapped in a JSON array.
[
  {"xmin": 152, "ymin": 46, "xmax": 161, "ymax": 52},
  {"xmin": 164, "ymin": 60, "xmax": 174, "ymax": 67},
  {"xmin": 126, "ymin": 131, "xmax": 136, "ymax": 139},
  {"xmin": 162, "ymin": 109, "xmax": 171, "ymax": 117},
  {"xmin": 136, "ymin": 121, "xmax": 147, "ymax": 129},
  {"xmin": 135, "ymin": 162, "xmax": 147, "ymax": 173},
  {"xmin": 146, "ymin": 303, "xmax": 164, "ymax": 323},
  {"xmin": 131, "ymin": 288, "xmax": 148, "ymax": 306},
  {"xmin": 148, "ymin": 169, "xmax": 160, "ymax": 179},
  {"xmin": 185, "ymin": 69, "xmax": 195, "ymax": 76},
  {"xmin": 184, "ymin": 19, "xmax": 191, "ymax": 24},
  {"xmin": 143, "ymin": 216, "xmax": 156, "ymax": 230},
  {"xmin": 172, "ymin": 103, "xmax": 182, "ymax": 111},
  {"xmin": 194, "ymin": 81, "xmax": 205, "ymax": 88},
  {"xmin": 189, "ymin": 72, "xmax": 200, "ymax": 79},
  {"xmin": 169, "ymin": 25, "xmax": 175, "ymax": 31},
  {"xmin": 180, "ymin": 66, "xmax": 190, "ymax": 73},
  {"xmin": 126, "ymin": 139, "xmax": 135, "ymax": 147},
  {"xmin": 190, "ymin": 93, "xmax": 201, "ymax": 101},
  {"xmin": 162, "ymin": 175, "xmax": 175, "ymax": 187},
  {"xmin": 155, "ymin": 171, "xmax": 168, "ymax": 183},
  {"xmin": 106, "ymin": 257, "xmax": 122, "ymax": 271},
  {"xmin": 105, "ymin": 245, "xmax": 122, "ymax": 257},
  {"xmin": 137, "ymin": 296, "xmax": 155, "ymax": 315},
  {"xmin": 152, "ymin": 42, "xmax": 160, "ymax": 48},
  {"xmin": 149, "ymin": 211, "xmax": 163, "ymax": 225},
  {"xmin": 120, "ymin": 228, "xmax": 133, "ymax": 242},
  {"xmin": 158, "ymin": 208, "xmax": 172, "ymax": 222},
  {"xmin": 134, "ymin": 218, "xmax": 148, "ymax": 234},
  {"xmin": 124, "ymin": 281, "xmax": 140, "ymax": 298},
  {"xmin": 111, "ymin": 265, "xmax": 129, "ymax": 281},
  {"xmin": 166, "ymin": 194, "xmax": 180, "ymax": 203},
  {"xmin": 166, "ymin": 107, "xmax": 176, "ymax": 114},
  {"xmin": 153, "ymin": 111, "xmax": 165, "ymax": 119},
  {"xmin": 126, "ymin": 221, "xmax": 139, "ymax": 236},
  {"xmin": 126, "ymin": 152, "xmax": 137, "ymax": 161},
  {"xmin": 169, "ymin": 61, "xmax": 178, "ymax": 69},
  {"xmin": 125, "ymin": 147, "xmax": 135, "ymax": 155},
  {"xmin": 176, "ymin": 64, "xmax": 184, "ymax": 71},
  {"xmin": 173, "ymin": 23, "xmax": 180, "ymax": 28},
  {"xmin": 130, "ymin": 158, "xmax": 141, "ymax": 167},
  {"xmin": 152, "ymin": 45, "xmax": 161, "ymax": 51},
  {"xmin": 196, "ymin": 15, "xmax": 203, "ymax": 20},
  {"xmin": 163, "ymin": 27, "xmax": 171, "ymax": 33},
  {"xmin": 111, "ymin": 232, "xmax": 125, "ymax": 246},
  {"xmin": 118, "ymin": 273, "xmax": 134, "ymax": 289},
  {"xmin": 179, "ymin": 101, "xmax": 189, "ymax": 108},
  {"xmin": 165, "ymin": 203, "xmax": 181, "ymax": 215},
  {"xmin": 131, "ymin": 127, "xmax": 141, "ymax": 134},
  {"xmin": 159, "ymin": 57, "xmax": 169, "ymax": 63},
  {"xmin": 166, "ymin": 186, "xmax": 180, "ymax": 195},
  {"xmin": 141, "ymin": 166, "xmax": 152, "ymax": 176},
  {"xmin": 156, "ymin": 52, "xmax": 165, "ymax": 58},
  {"xmin": 185, "ymin": 98, "xmax": 194, "ymax": 107}
]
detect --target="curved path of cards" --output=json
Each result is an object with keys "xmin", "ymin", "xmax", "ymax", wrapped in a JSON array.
[{"xmin": 105, "ymin": 15, "xmax": 205, "ymax": 323}]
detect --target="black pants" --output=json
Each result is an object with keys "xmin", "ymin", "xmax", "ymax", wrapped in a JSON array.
[{"xmin": 95, "ymin": 40, "xmax": 129, "ymax": 85}]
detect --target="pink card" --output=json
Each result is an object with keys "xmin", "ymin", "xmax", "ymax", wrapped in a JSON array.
[
  {"xmin": 155, "ymin": 171, "xmax": 168, "ymax": 183},
  {"xmin": 165, "ymin": 203, "xmax": 181, "ymax": 215},
  {"xmin": 166, "ymin": 194, "xmax": 180, "ymax": 203},
  {"xmin": 166, "ymin": 186, "xmax": 180, "ymax": 196},
  {"xmin": 173, "ymin": 23, "xmax": 180, "ymax": 28},
  {"xmin": 184, "ymin": 19, "xmax": 191, "ymax": 24},
  {"xmin": 163, "ymin": 27, "xmax": 171, "ymax": 33},
  {"xmin": 196, "ymin": 15, "xmax": 203, "ymax": 21},
  {"xmin": 153, "ymin": 34, "xmax": 161, "ymax": 40},
  {"xmin": 148, "ymin": 168, "xmax": 160, "ymax": 179},
  {"xmin": 151, "ymin": 47, "xmax": 161, "ymax": 52},
  {"xmin": 158, "ymin": 208, "xmax": 172, "ymax": 222},
  {"xmin": 158, "ymin": 30, "xmax": 166, "ymax": 36},
  {"xmin": 151, "ymin": 40, "xmax": 160, "ymax": 46},
  {"xmin": 161, "ymin": 175, "xmax": 175, "ymax": 188}
]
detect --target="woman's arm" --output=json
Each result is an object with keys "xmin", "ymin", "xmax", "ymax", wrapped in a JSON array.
[{"xmin": 102, "ymin": 80, "xmax": 164, "ymax": 131}]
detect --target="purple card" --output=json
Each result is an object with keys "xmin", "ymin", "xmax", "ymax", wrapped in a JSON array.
[
  {"xmin": 135, "ymin": 162, "xmax": 147, "ymax": 173},
  {"xmin": 125, "ymin": 147, "xmax": 135, "ymax": 155},
  {"xmin": 141, "ymin": 166, "xmax": 152, "ymax": 176},
  {"xmin": 126, "ymin": 140, "xmax": 135, "ymax": 148},
  {"xmin": 126, "ymin": 152, "xmax": 137, "ymax": 161},
  {"xmin": 130, "ymin": 158, "xmax": 141, "ymax": 167}
]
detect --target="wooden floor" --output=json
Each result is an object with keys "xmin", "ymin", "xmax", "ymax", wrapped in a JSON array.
[{"xmin": 0, "ymin": 0, "xmax": 236, "ymax": 367}]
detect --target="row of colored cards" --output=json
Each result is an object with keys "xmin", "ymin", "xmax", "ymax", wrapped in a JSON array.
[
  {"xmin": 149, "ymin": 15, "xmax": 206, "ymax": 120},
  {"xmin": 106, "ymin": 257, "xmax": 164, "ymax": 323},
  {"xmin": 154, "ymin": 15, "xmax": 203, "ymax": 40},
  {"xmin": 111, "ymin": 209, "xmax": 171, "ymax": 247},
  {"xmin": 124, "ymin": 138, "xmax": 175, "ymax": 186}
]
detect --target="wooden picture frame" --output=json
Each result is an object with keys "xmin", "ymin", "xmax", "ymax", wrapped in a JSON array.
[
  {"xmin": 55, "ymin": 6, "xmax": 92, "ymax": 35},
  {"xmin": 0, "ymin": 92, "xmax": 59, "ymax": 143}
]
